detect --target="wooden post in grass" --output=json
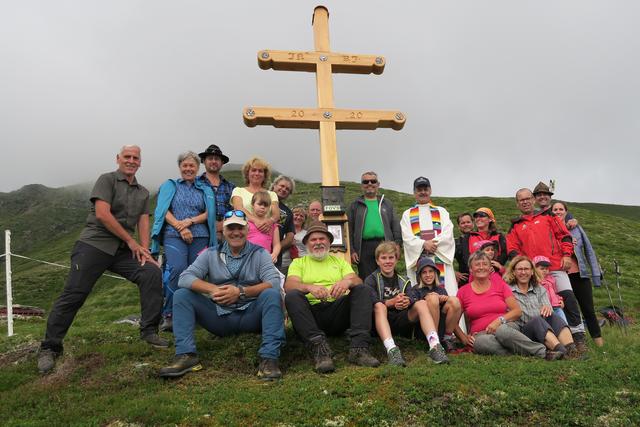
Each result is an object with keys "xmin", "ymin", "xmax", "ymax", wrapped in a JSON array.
[
  {"xmin": 243, "ymin": 6, "xmax": 405, "ymax": 260},
  {"xmin": 5, "ymin": 230, "xmax": 13, "ymax": 336}
]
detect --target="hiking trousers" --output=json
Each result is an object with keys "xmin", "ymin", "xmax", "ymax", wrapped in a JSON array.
[
  {"xmin": 569, "ymin": 272, "xmax": 602, "ymax": 339},
  {"xmin": 357, "ymin": 238, "xmax": 384, "ymax": 281},
  {"xmin": 41, "ymin": 241, "xmax": 163, "ymax": 353},
  {"xmin": 473, "ymin": 322, "xmax": 546, "ymax": 358},
  {"xmin": 285, "ymin": 285, "xmax": 372, "ymax": 348},
  {"xmin": 552, "ymin": 270, "xmax": 586, "ymax": 335},
  {"xmin": 172, "ymin": 287, "xmax": 285, "ymax": 359}
]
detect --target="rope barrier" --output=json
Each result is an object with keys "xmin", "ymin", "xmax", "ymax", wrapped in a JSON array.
[{"xmin": 8, "ymin": 253, "xmax": 126, "ymax": 280}]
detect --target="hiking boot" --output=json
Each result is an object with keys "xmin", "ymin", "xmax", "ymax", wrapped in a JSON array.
[
  {"xmin": 257, "ymin": 358, "xmax": 282, "ymax": 381},
  {"xmin": 308, "ymin": 336, "xmax": 335, "ymax": 374},
  {"xmin": 387, "ymin": 347, "xmax": 406, "ymax": 366},
  {"xmin": 573, "ymin": 332, "xmax": 588, "ymax": 355},
  {"xmin": 428, "ymin": 344, "xmax": 450, "ymax": 364},
  {"xmin": 348, "ymin": 347, "xmax": 380, "ymax": 368},
  {"xmin": 159, "ymin": 353, "xmax": 202, "ymax": 378},
  {"xmin": 37, "ymin": 349, "xmax": 59, "ymax": 374},
  {"xmin": 545, "ymin": 350, "xmax": 564, "ymax": 361},
  {"xmin": 565, "ymin": 343, "xmax": 589, "ymax": 360},
  {"xmin": 142, "ymin": 333, "xmax": 170, "ymax": 349},
  {"xmin": 564, "ymin": 343, "xmax": 581, "ymax": 360}
]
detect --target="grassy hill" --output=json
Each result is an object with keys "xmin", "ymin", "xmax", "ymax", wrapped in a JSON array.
[{"xmin": 1, "ymin": 176, "xmax": 639, "ymax": 426}]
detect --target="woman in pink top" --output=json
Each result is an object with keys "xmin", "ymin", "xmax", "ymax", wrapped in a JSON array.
[
  {"xmin": 246, "ymin": 191, "xmax": 281, "ymax": 263},
  {"xmin": 457, "ymin": 251, "xmax": 548, "ymax": 358}
]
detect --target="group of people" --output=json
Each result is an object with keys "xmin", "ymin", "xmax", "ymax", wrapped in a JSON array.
[{"xmin": 36, "ymin": 144, "xmax": 605, "ymax": 381}]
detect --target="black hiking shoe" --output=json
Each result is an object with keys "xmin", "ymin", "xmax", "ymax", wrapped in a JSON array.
[
  {"xmin": 257, "ymin": 358, "xmax": 282, "ymax": 381},
  {"xmin": 308, "ymin": 336, "xmax": 335, "ymax": 373},
  {"xmin": 142, "ymin": 333, "xmax": 170, "ymax": 349},
  {"xmin": 545, "ymin": 350, "xmax": 564, "ymax": 361},
  {"xmin": 387, "ymin": 347, "xmax": 406, "ymax": 366},
  {"xmin": 428, "ymin": 344, "xmax": 450, "ymax": 364},
  {"xmin": 159, "ymin": 353, "xmax": 202, "ymax": 378},
  {"xmin": 37, "ymin": 349, "xmax": 60, "ymax": 374},
  {"xmin": 348, "ymin": 347, "xmax": 380, "ymax": 368}
]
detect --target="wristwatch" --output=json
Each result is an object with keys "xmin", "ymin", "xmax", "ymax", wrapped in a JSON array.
[
  {"xmin": 237, "ymin": 285, "xmax": 246, "ymax": 300},
  {"xmin": 499, "ymin": 316, "xmax": 507, "ymax": 324}
]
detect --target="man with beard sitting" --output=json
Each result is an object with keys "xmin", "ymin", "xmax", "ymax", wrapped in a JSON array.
[{"xmin": 284, "ymin": 221, "xmax": 380, "ymax": 373}]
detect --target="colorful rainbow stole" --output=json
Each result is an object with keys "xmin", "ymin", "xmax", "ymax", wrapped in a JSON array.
[{"xmin": 410, "ymin": 204, "xmax": 446, "ymax": 286}]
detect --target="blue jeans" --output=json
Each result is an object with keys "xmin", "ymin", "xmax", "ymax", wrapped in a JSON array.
[
  {"xmin": 162, "ymin": 236, "xmax": 208, "ymax": 316},
  {"xmin": 553, "ymin": 307, "xmax": 568, "ymax": 324},
  {"xmin": 172, "ymin": 287, "xmax": 285, "ymax": 359}
]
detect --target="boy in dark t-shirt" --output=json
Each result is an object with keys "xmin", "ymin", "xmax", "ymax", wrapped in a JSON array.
[{"xmin": 365, "ymin": 242, "xmax": 449, "ymax": 365}]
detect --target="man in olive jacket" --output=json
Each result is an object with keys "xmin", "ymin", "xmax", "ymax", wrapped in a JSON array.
[{"xmin": 348, "ymin": 171, "xmax": 402, "ymax": 280}]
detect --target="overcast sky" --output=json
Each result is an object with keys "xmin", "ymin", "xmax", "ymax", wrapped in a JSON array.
[{"xmin": 2, "ymin": 1, "xmax": 639, "ymax": 205}]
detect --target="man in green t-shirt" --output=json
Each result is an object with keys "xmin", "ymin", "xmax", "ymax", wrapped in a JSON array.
[
  {"xmin": 347, "ymin": 171, "xmax": 402, "ymax": 281},
  {"xmin": 284, "ymin": 221, "xmax": 380, "ymax": 373}
]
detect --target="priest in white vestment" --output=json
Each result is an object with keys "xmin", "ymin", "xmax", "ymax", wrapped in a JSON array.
[{"xmin": 400, "ymin": 177, "xmax": 458, "ymax": 297}]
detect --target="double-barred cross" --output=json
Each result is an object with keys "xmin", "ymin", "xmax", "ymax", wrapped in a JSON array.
[{"xmin": 243, "ymin": 6, "xmax": 405, "ymax": 187}]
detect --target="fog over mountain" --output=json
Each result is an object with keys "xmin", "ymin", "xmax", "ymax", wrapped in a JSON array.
[{"xmin": 2, "ymin": 1, "xmax": 639, "ymax": 205}]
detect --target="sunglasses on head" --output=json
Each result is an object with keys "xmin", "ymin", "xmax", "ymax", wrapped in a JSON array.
[
  {"xmin": 224, "ymin": 210, "xmax": 246, "ymax": 219},
  {"xmin": 474, "ymin": 212, "xmax": 489, "ymax": 218},
  {"xmin": 361, "ymin": 179, "xmax": 378, "ymax": 185}
]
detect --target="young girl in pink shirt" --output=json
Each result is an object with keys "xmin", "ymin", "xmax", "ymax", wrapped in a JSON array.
[
  {"xmin": 247, "ymin": 191, "xmax": 281, "ymax": 263},
  {"xmin": 533, "ymin": 255, "xmax": 567, "ymax": 324}
]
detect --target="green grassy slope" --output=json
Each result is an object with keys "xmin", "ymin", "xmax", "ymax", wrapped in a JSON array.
[{"xmin": 1, "ymin": 178, "xmax": 639, "ymax": 426}]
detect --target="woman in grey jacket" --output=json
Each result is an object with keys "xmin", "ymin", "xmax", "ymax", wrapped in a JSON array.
[{"xmin": 552, "ymin": 201, "xmax": 603, "ymax": 347}]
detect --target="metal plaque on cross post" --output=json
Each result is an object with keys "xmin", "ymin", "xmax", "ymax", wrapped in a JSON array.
[{"xmin": 243, "ymin": 5, "xmax": 405, "ymax": 260}]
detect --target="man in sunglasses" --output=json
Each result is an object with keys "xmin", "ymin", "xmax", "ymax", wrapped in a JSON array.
[
  {"xmin": 347, "ymin": 171, "xmax": 402, "ymax": 280},
  {"xmin": 159, "ymin": 210, "xmax": 285, "ymax": 380}
]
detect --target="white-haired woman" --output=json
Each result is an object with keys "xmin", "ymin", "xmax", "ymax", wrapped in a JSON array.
[{"xmin": 151, "ymin": 151, "xmax": 216, "ymax": 330}]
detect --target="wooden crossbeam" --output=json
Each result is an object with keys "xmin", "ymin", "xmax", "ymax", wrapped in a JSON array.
[
  {"xmin": 243, "ymin": 107, "xmax": 405, "ymax": 130},
  {"xmin": 257, "ymin": 50, "xmax": 385, "ymax": 74}
]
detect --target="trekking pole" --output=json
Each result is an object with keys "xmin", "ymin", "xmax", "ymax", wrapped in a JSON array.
[
  {"xmin": 600, "ymin": 264, "xmax": 623, "ymax": 333},
  {"xmin": 613, "ymin": 260, "xmax": 628, "ymax": 335}
]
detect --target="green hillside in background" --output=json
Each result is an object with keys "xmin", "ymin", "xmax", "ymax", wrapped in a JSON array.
[{"xmin": 1, "ymin": 175, "xmax": 639, "ymax": 426}]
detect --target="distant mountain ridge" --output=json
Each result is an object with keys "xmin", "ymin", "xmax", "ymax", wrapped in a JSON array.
[
  {"xmin": 0, "ymin": 183, "xmax": 92, "ymax": 254},
  {"xmin": 1, "ymin": 176, "xmax": 638, "ymax": 258}
]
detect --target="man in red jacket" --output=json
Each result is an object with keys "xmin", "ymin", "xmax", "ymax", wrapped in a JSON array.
[{"xmin": 507, "ymin": 188, "xmax": 587, "ymax": 351}]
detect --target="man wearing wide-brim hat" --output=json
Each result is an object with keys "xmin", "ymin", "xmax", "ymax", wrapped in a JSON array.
[
  {"xmin": 284, "ymin": 221, "xmax": 380, "ymax": 373},
  {"xmin": 533, "ymin": 180, "xmax": 578, "ymax": 229},
  {"xmin": 159, "ymin": 210, "xmax": 285, "ymax": 380},
  {"xmin": 532, "ymin": 181, "xmax": 554, "ymax": 212},
  {"xmin": 197, "ymin": 144, "xmax": 236, "ymax": 240}
]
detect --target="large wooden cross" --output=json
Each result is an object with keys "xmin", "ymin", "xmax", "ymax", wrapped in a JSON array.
[{"xmin": 243, "ymin": 5, "xmax": 405, "ymax": 256}]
